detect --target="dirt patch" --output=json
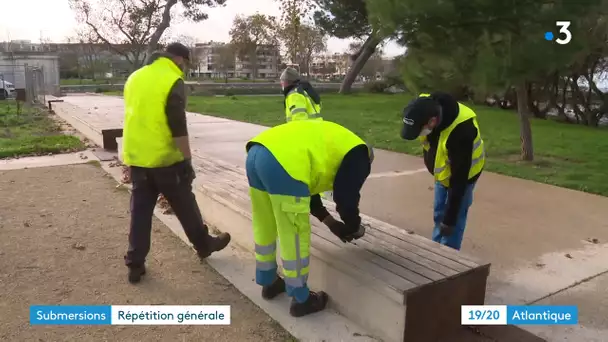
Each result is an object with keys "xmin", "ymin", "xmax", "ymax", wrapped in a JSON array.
[{"xmin": 0, "ymin": 164, "xmax": 293, "ymax": 341}]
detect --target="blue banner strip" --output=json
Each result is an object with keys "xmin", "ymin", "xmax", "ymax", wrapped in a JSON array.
[
  {"xmin": 506, "ymin": 305, "xmax": 578, "ymax": 325},
  {"xmin": 30, "ymin": 305, "xmax": 112, "ymax": 325}
]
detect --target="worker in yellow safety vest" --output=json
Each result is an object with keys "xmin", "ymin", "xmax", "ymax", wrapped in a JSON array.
[
  {"xmin": 280, "ymin": 67, "xmax": 322, "ymax": 122},
  {"xmin": 245, "ymin": 120, "xmax": 374, "ymax": 317},
  {"xmin": 122, "ymin": 42, "xmax": 231, "ymax": 284},
  {"xmin": 400, "ymin": 92, "xmax": 485, "ymax": 250}
]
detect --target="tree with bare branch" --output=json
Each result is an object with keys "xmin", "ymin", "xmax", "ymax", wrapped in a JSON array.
[
  {"xmin": 276, "ymin": 0, "xmax": 312, "ymax": 65},
  {"xmin": 229, "ymin": 13, "xmax": 278, "ymax": 79},
  {"xmin": 69, "ymin": 0, "xmax": 226, "ymax": 71},
  {"xmin": 299, "ymin": 25, "xmax": 327, "ymax": 76},
  {"xmin": 348, "ymin": 41, "xmax": 383, "ymax": 80},
  {"xmin": 216, "ymin": 44, "xmax": 236, "ymax": 83}
]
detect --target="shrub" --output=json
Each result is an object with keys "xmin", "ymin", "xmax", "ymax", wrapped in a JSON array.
[
  {"xmin": 363, "ymin": 80, "xmax": 390, "ymax": 93},
  {"xmin": 385, "ymin": 73, "xmax": 405, "ymax": 88}
]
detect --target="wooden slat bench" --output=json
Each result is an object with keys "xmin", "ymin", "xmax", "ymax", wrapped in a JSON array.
[
  {"xmin": 58, "ymin": 100, "xmax": 493, "ymax": 340},
  {"xmin": 188, "ymin": 153, "xmax": 491, "ymax": 342}
]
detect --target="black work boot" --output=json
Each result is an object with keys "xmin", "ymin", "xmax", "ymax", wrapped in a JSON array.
[
  {"xmin": 197, "ymin": 233, "xmax": 232, "ymax": 260},
  {"xmin": 262, "ymin": 276, "xmax": 286, "ymax": 300},
  {"xmin": 128, "ymin": 265, "xmax": 146, "ymax": 284},
  {"xmin": 289, "ymin": 291, "xmax": 329, "ymax": 317}
]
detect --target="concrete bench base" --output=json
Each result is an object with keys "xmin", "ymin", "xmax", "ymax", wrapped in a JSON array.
[
  {"xmin": 182, "ymin": 152, "xmax": 491, "ymax": 342},
  {"xmin": 101, "ymin": 128, "xmax": 123, "ymax": 151},
  {"xmin": 114, "ymin": 136, "xmax": 491, "ymax": 341}
]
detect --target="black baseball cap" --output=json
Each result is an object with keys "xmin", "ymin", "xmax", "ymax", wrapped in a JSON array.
[
  {"xmin": 400, "ymin": 97, "xmax": 440, "ymax": 140},
  {"xmin": 165, "ymin": 42, "xmax": 191, "ymax": 62}
]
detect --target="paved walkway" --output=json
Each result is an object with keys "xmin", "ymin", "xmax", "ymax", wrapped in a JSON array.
[{"xmin": 53, "ymin": 94, "xmax": 608, "ymax": 341}]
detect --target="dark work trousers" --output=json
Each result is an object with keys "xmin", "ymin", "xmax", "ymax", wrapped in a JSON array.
[{"xmin": 124, "ymin": 160, "xmax": 212, "ymax": 268}]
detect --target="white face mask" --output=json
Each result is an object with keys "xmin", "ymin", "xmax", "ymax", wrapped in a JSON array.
[{"xmin": 419, "ymin": 127, "xmax": 432, "ymax": 137}]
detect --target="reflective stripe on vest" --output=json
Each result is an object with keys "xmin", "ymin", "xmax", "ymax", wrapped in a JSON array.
[
  {"xmin": 285, "ymin": 88, "xmax": 322, "ymax": 122},
  {"xmin": 419, "ymin": 103, "xmax": 485, "ymax": 187},
  {"xmin": 247, "ymin": 120, "xmax": 369, "ymax": 195},
  {"xmin": 122, "ymin": 57, "xmax": 184, "ymax": 168}
]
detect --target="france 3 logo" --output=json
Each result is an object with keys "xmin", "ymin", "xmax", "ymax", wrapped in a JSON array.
[{"xmin": 544, "ymin": 21, "xmax": 572, "ymax": 45}]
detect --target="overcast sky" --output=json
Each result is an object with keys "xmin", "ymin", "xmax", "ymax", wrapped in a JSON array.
[{"xmin": 0, "ymin": 0, "xmax": 405, "ymax": 57}]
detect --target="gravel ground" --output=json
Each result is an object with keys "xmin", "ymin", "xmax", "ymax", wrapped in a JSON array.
[{"xmin": 0, "ymin": 163, "xmax": 293, "ymax": 342}]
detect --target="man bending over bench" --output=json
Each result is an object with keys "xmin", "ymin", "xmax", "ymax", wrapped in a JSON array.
[{"xmin": 245, "ymin": 120, "xmax": 374, "ymax": 317}]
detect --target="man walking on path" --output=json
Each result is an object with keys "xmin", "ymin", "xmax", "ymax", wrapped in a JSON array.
[
  {"xmin": 245, "ymin": 119, "xmax": 373, "ymax": 317},
  {"xmin": 280, "ymin": 67, "xmax": 323, "ymax": 122},
  {"xmin": 121, "ymin": 42, "xmax": 231, "ymax": 284},
  {"xmin": 400, "ymin": 92, "xmax": 485, "ymax": 250}
]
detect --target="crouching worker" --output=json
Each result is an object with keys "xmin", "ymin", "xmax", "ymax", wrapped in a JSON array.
[
  {"xmin": 280, "ymin": 67, "xmax": 322, "ymax": 122},
  {"xmin": 245, "ymin": 120, "xmax": 374, "ymax": 317}
]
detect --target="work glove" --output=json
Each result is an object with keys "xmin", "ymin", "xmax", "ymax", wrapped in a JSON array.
[
  {"xmin": 439, "ymin": 222, "xmax": 454, "ymax": 237},
  {"xmin": 322, "ymin": 216, "xmax": 365, "ymax": 243}
]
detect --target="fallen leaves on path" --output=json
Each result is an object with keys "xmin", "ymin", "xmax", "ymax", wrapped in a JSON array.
[
  {"xmin": 120, "ymin": 165, "xmax": 131, "ymax": 184},
  {"xmin": 113, "ymin": 162, "xmax": 173, "ymax": 215},
  {"xmin": 71, "ymin": 243, "xmax": 86, "ymax": 251},
  {"xmin": 157, "ymin": 194, "xmax": 174, "ymax": 215}
]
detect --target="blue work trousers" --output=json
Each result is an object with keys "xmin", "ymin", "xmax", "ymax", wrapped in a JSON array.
[{"xmin": 432, "ymin": 181, "xmax": 476, "ymax": 250}]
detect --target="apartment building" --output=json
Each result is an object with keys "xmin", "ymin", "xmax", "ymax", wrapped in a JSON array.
[
  {"xmin": 309, "ymin": 52, "xmax": 351, "ymax": 77},
  {"xmin": 193, "ymin": 41, "xmax": 231, "ymax": 78},
  {"xmin": 193, "ymin": 42, "xmax": 280, "ymax": 79},
  {"xmin": 235, "ymin": 44, "xmax": 280, "ymax": 79}
]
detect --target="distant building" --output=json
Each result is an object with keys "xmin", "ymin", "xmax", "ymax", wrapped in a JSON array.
[
  {"xmin": 310, "ymin": 52, "xmax": 397, "ymax": 80},
  {"xmin": 0, "ymin": 51, "xmax": 60, "ymax": 97},
  {"xmin": 193, "ymin": 42, "xmax": 280, "ymax": 79},
  {"xmin": 0, "ymin": 40, "xmax": 139, "ymax": 78},
  {"xmin": 193, "ymin": 41, "xmax": 235, "ymax": 78},
  {"xmin": 310, "ymin": 53, "xmax": 352, "ymax": 77},
  {"xmin": 235, "ymin": 44, "xmax": 280, "ymax": 79},
  {"xmin": 2, "ymin": 39, "xmax": 281, "ymax": 81}
]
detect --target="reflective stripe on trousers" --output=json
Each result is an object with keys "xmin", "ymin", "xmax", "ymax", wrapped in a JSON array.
[
  {"xmin": 255, "ymin": 241, "xmax": 277, "ymax": 271},
  {"xmin": 246, "ymin": 144, "xmax": 312, "ymax": 302},
  {"xmin": 282, "ymin": 233, "xmax": 310, "ymax": 287}
]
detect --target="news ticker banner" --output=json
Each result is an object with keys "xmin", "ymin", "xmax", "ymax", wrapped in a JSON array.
[
  {"xmin": 30, "ymin": 305, "xmax": 230, "ymax": 325},
  {"xmin": 461, "ymin": 305, "xmax": 578, "ymax": 325},
  {"xmin": 30, "ymin": 304, "xmax": 577, "ymax": 326}
]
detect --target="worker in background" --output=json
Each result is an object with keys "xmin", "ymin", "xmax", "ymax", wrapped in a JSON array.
[
  {"xmin": 122, "ymin": 42, "xmax": 231, "ymax": 284},
  {"xmin": 400, "ymin": 92, "xmax": 485, "ymax": 251},
  {"xmin": 280, "ymin": 67, "xmax": 334, "ymax": 199},
  {"xmin": 245, "ymin": 119, "xmax": 373, "ymax": 317},
  {"xmin": 280, "ymin": 67, "xmax": 322, "ymax": 122}
]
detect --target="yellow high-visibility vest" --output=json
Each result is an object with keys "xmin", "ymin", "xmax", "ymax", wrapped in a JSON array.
[
  {"xmin": 285, "ymin": 87, "xmax": 322, "ymax": 122},
  {"xmin": 418, "ymin": 94, "xmax": 485, "ymax": 187},
  {"xmin": 122, "ymin": 57, "xmax": 184, "ymax": 168},
  {"xmin": 248, "ymin": 120, "xmax": 370, "ymax": 195}
]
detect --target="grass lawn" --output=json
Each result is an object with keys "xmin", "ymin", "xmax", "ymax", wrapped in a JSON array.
[
  {"xmin": 186, "ymin": 93, "xmax": 608, "ymax": 196},
  {"xmin": 0, "ymin": 101, "xmax": 85, "ymax": 158}
]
